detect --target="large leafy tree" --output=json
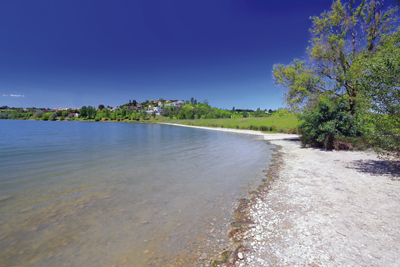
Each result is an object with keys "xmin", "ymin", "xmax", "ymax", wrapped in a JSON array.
[
  {"xmin": 273, "ymin": 0, "xmax": 398, "ymax": 114},
  {"xmin": 358, "ymin": 30, "xmax": 400, "ymax": 162}
]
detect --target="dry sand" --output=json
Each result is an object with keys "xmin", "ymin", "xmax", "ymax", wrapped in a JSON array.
[
  {"xmin": 234, "ymin": 139, "xmax": 400, "ymax": 267},
  {"xmin": 161, "ymin": 123, "xmax": 400, "ymax": 266}
]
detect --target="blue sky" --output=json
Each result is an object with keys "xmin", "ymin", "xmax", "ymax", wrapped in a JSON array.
[{"xmin": 0, "ymin": 0, "xmax": 398, "ymax": 110}]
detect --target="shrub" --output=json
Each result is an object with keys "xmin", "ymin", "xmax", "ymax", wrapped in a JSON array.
[
  {"xmin": 0, "ymin": 112, "xmax": 9, "ymax": 119},
  {"xmin": 34, "ymin": 110, "xmax": 44, "ymax": 119},
  {"xmin": 249, "ymin": 125, "xmax": 259, "ymax": 130},
  {"xmin": 270, "ymin": 125, "xmax": 277, "ymax": 132},
  {"xmin": 48, "ymin": 113, "xmax": 57, "ymax": 121},
  {"xmin": 287, "ymin": 127, "xmax": 297, "ymax": 134},
  {"xmin": 299, "ymin": 97, "xmax": 362, "ymax": 149}
]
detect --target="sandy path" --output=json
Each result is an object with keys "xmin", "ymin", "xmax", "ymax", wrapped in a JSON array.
[{"xmin": 235, "ymin": 140, "xmax": 400, "ymax": 267}]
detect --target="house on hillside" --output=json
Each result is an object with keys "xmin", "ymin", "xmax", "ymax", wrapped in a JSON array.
[{"xmin": 69, "ymin": 112, "xmax": 79, "ymax": 117}]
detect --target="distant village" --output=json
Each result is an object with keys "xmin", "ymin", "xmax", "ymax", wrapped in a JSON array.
[
  {"xmin": 1, "ymin": 99, "xmax": 186, "ymax": 117},
  {"xmin": 1, "ymin": 98, "xmax": 276, "ymax": 121}
]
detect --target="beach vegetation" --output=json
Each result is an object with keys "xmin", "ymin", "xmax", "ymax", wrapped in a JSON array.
[
  {"xmin": 273, "ymin": 0, "xmax": 398, "ymax": 114},
  {"xmin": 299, "ymin": 96, "xmax": 362, "ymax": 148},
  {"xmin": 357, "ymin": 30, "xmax": 400, "ymax": 162},
  {"xmin": 273, "ymin": 0, "xmax": 400, "ymax": 155}
]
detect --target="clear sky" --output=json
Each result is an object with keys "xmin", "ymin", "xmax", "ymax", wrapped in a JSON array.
[{"xmin": 1, "ymin": 0, "xmax": 398, "ymax": 110}]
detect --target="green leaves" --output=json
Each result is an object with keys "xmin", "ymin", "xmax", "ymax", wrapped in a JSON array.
[
  {"xmin": 355, "ymin": 29, "xmax": 400, "ymax": 162},
  {"xmin": 273, "ymin": 0, "xmax": 398, "ymax": 116},
  {"xmin": 299, "ymin": 97, "xmax": 361, "ymax": 148},
  {"xmin": 273, "ymin": 60, "xmax": 323, "ymax": 111}
]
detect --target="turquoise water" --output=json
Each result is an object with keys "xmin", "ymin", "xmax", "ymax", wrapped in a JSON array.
[{"xmin": 0, "ymin": 120, "xmax": 273, "ymax": 266}]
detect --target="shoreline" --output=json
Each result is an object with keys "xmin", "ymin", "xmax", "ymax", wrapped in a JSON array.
[
  {"xmin": 162, "ymin": 122, "xmax": 400, "ymax": 266},
  {"xmin": 159, "ymin": 122, "xmax": 301, "ymax": 141},
  {"xmin": 235, "ymin": 140, "xmax": 400, "ymax": 266}
]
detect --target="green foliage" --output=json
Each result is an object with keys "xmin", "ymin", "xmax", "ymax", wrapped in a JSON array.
[
  {"xmin": 273, "ymin": 0, "xmax": 398, "ymax": 113},
  {"xmin": 166, "ymin": 115, "xmax": 299, "ymax": 133},
  {"xmin": 34, "ymin": 110, "xmax": 44, "ymax": 119},
  {"xmin": 48, "ymin": 113, "xmax": 57, "ymax": 121},
  {"xmin": 299, "ymin": 97, "xmax": 361, "ymax": 148},
  {"xmin": 271, "ymin": 108, "xmax": 292, "ymax": 117},
  {"xmin": 42, "ymin": 113, "xmax": 50, "ymax": 120},
  {"xmin": 0, "ymin": 112, "xmax": 9, "ymax": 119},
  {"xmin": 357, "ymin": 30, "xmax": 400, "ymax": 162}
]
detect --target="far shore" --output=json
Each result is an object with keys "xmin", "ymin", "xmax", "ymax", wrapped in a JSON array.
[{"xmin": 162, "ymin": 122, "xmax": 400, "ymax": 266}]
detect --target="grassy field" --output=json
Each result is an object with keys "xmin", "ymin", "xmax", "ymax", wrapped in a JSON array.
[{"xmin": 159, "ymin": 115, "xmax": 300, "ymax": 133}]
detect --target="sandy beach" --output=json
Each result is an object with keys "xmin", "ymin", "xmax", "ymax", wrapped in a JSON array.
[{"xmin": 162, "ymin": 123, "xmax": 400, "ymax": 266}]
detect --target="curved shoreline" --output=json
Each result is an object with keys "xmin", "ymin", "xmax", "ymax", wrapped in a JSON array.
[
  {"xmin": 159, "ymin": 122, "xmax": 301, "ymax": 141},
  {"xmin": 162, "ymin": 122, "xmax": 400, "ymax": 266}
]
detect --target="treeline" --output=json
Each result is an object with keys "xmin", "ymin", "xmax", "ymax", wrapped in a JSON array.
[
  {"xmin": 161, "ymin": 99, "xmax": 275, "ymax": 119},
  {"xmin": 0, "ymin": 106, "xmax": 157, "ymax": 121},
  {"xmin": 1, "ymin": 98, "xmax": 277, "ymax": 121}
]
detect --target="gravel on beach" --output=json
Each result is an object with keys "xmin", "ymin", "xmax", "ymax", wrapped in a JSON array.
[{"xmin": 234, "ymin": 139, "xmax": 400, "ymax": 267}]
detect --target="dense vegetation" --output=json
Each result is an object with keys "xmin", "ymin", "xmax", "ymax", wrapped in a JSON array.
[
  {"xmin": 273, "ymin": 0, "xmax": 400, "ymax": 164},
  {"xmin": 0, "ymin": 100, "xmax": 277, "ymax": 122}
]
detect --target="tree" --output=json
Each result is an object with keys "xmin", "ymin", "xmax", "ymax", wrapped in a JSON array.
[
  {"xmin": 140, "ymin": 110, "xmax": 148, "ymax": 120},
  {"xmin": 80, "ymin": 106, "xmax": 88, "ymax": 117},
  {"xmin": 98, "ymin": 104, "xmax": 105, "ymax": 110},
  {"xmin": 358, "ymin": 30, "xmax": 400, "ymax": 162},
  {"xmin": 273, "ymin": 0, "xmax": 398, "ymax": 114},
  {"xmin": 48, "ymin": 113, "xmax": 57, "ymax": 121},
  {"xmin": 34, "ymin": 110, "xmax": 44, "ymax": 119}
]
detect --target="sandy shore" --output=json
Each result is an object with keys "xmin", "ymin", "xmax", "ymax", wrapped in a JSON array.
[
  {"xmin": 161, "ymin": 123, "xmax": 400, "ymax": 266},
  {"xmin": 234, "ymin": 140, "xmax": 400, "ymax": 267},
  {"xmin": 160, "ymin": 123, "xmax": 301, "ymax": 141}
]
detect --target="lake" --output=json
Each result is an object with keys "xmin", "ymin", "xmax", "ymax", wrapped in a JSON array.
[{"xmin": 0, "ymin": 120, "xmax": 273, "ymax": 266}]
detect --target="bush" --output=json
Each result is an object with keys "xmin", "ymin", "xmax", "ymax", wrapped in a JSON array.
[
  {"xmin": 0, "ymin": 112, "xmax": 9, "ymax": 119},
  {"xmin": 287, "ymin": 127, "xmax": 297, "ymax": 134},
  {"xmin": 48, "ymin": 113, "xmax": 57, "ymax": 121},
  {"xmin": 299, "ymin": 97, "xmax": 362, "ymax": 149},
  {"xmin": 34, "ymin": 110, "xmax": 44, "ymax": 119},
  {"xmin": 249, "ymin": 125, "xmax": 258, "ymax": 130},
  {"xmin": 270, "ymin": 125, "xmax": 277, "ymax": 132}
]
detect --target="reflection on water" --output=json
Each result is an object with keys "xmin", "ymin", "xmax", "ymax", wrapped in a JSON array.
[{"xmin": 0, "ymin": 120, "xmax": 272, "ymax": 266}]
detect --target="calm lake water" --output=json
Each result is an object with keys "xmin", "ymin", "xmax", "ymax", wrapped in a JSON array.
[{"xmin": 0, "ymin": 120, "xmax": 273, "ymax": 266}]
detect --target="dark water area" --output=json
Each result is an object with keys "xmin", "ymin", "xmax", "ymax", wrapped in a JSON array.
[{"xmin": 0, "ymin": 120, "xmax": 273, "ymax": 266}]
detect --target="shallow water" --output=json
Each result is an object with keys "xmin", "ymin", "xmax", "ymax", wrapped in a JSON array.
[{"xmin": 0, "ymin": 120, "xmax": 273, "ymax": 266}]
